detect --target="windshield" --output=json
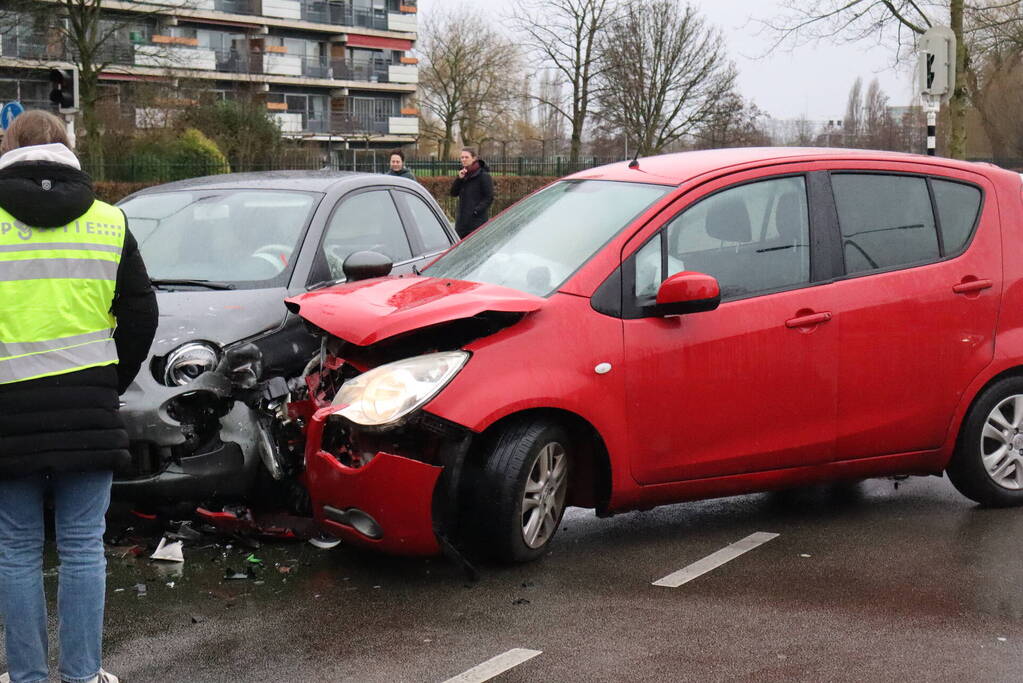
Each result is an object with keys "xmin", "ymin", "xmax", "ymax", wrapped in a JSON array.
[
  {"xmin": 120, "ymin": 190, "xmax": 320, "ymax": 288},
  {"xmin": 424, "ymin": 180, "xmax": 671, "ymax": 296}
]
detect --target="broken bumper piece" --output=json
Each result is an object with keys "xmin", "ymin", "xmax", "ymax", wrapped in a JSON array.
[{"xmin": 306, "ymin": 448, "xmax": 443, "ymax": 556}]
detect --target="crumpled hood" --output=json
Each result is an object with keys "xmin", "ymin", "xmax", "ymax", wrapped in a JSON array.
[
  {"xmin": 286, "ymin": 276, "xmax": 545, "ymax": 347},
  {"xmin": 149, "ymin": 288, "xmax": 289, "ymax": 356}
]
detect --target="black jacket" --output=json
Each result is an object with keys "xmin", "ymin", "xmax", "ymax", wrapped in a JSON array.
[
  {"xmin": 387, "ymin": 167, "xmax": 416, "ymax": 181},
  {"xmin": 0, "ymin": 158, "xmax": 158, "ymax": 477},
  {"xmin": 449, "ymin": 160, "xmax": 494, "ymax": 238}
]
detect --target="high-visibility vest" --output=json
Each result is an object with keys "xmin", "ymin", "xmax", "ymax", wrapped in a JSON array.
[{"xmin": 0, "ymin": 199, "xmax": 126, "ymax": 384}]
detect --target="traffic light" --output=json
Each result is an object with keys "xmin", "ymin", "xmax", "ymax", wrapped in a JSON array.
[{"xmin": 48, "ymin": 67, "xmax": 79, "ymax": 114}]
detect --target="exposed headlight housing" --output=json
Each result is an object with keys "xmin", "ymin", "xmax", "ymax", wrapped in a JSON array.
[
  {"xmin": 163, "ymin": 342, "xmax": 220, "ymax": 386},
  {"xmin": 332, "ymin": 351, "xmax": 469, "ymax": 426}
]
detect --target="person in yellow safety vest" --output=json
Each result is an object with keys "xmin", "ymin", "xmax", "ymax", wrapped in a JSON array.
[{"xmin": 0, "ymin": 110, "xmax": 157, "ymax": 683}]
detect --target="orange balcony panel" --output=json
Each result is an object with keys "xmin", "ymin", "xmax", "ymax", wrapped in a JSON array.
[
  {"xmin": 400, "ymin": 4, "xmax": 417, "ymax": 12},
  {"xmin": 399, "ymin": 57, "xmax": 418, "ymax": 65},
  {"xmin": 266, "ymin": 45, "xmax": 288, "ymax": 54},
  {"xmin": 400, "ymin": 107, "xmax": 418, "ymax": 115},
  {"xmin": 266, "ymin": 102, "xmax": 288, "ymax": 111}
]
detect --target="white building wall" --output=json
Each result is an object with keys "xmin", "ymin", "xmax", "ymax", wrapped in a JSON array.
[
  {"xmin": 388, "ymin": 117, "xmax": 418, "ymax": 135},
  {"xmin": 387, "ymin": 12, "xmax": 417, "ymax": 32},
  {"xmin": 263, "ymin": 53, "xmax": 303, "ymax": 76},
  {"xmin": 262, "ymin": 0, "xmax": 302, "ymax": 20},
  {"xmin": 274, "ymin": 112, "xmax": 304, "ymax": 133},
  {"xmin": 134, "ymin": 45, "xmax": 217, "ymax": 70}
]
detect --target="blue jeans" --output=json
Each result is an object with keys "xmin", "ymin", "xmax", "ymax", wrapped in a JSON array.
[{"xmin": 0, "ymin": 471, "xmax": 112, "ymax": 683}]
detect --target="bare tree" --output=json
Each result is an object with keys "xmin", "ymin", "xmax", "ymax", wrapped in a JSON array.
[
  {"xmin": 417, "ymin": 7, "xmax": 519, "ymax": 158},
  {"xmin": 595, "ymin": 0, "xmax": 736, "ymax": 156},
  {"xmin": 691, "ymin": 93, "xmax": 769, "ymax": 149},
  {"xmin": 510, "ymin": 0, "xmax": 613, "ymax": 163},
  {"xmin": 763, "ymin": 0, "xmax": 971, "ymax": 158},
  {"xmin": 843, "ymin": 77, "xmax": 863, "ymax": 146},
  {"xmin": 861, "ymin": 78, "xmax": 895, "ymax": 149},
  {"xmin": 0, "ymin": 0, "xmax": 200, "ymax": 174}
]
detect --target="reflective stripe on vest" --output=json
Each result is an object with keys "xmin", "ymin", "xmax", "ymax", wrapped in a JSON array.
[{"xmin": 0, "ymin": 200, "xmax": 126, "ymax": 384}]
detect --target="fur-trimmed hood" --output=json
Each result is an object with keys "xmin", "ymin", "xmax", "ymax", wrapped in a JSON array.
[{"xmin": 0, "ymin": 143, "xmax": 94, "ymax": 227}]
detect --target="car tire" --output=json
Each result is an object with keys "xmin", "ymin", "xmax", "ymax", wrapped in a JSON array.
[
  {"xmin": 474, "ymin": 418, "xmax": 572, "ymax": 563},
  {"xmin": 947, "ymin": 376, "xmax": 1023, "ymax": 506}
]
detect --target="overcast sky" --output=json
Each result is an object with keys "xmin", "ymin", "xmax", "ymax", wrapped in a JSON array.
[{"xmin": 414, "ymin": 0, "xmax": 919, "ymax": 121}]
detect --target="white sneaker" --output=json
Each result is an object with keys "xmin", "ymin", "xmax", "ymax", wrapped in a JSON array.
[
  {"xmin": 0, "ymin": 672, "xmax": 9, "ymax": 683},
  {"xmin": 59, "ymin": 670, "xmax": 119, "ymax": 683}
]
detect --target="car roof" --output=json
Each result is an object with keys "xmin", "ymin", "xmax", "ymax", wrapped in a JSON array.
[
  {"xmin": 566, "ymin": 147, "xmax": 1005, "ymax": 185},
  {"xmin": 126, "ymin": 170, "xmax": 411, "ymax": 195}
]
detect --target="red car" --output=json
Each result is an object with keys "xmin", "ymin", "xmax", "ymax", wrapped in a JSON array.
[{"xmin": 284, "ymin": 148, "xmax": 1023, "ymax": 562}]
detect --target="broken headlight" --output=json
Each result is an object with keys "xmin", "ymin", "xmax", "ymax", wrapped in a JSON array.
[{"xmin": 332, "ymin": 351, "xmax": 469, "ymax": 426}]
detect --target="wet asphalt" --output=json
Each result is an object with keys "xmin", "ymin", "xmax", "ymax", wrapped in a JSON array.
[{"xmin": 4, "ymin": 474, "xmax": 1023, "ymax": 682}]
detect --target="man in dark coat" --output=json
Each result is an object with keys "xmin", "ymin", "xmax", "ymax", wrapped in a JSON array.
[
  {"xmin": 386, "ymin": 148, "xmax": 416, "ymax": 181},
  {"xmin": 449, "ymin": 147, "xmax": 494, "ymax": 238},
  {"xmin": 0, "ymin": 110, "xmax": 157, "ymax": 683}
]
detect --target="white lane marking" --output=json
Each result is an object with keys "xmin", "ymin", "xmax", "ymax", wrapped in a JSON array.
[
  {"xmin": 443, "ymin": 648, "xmax": 542, "ymax": 683},
  {"xmin": 652, "ymin": 531, "xmax": 780, "ymax": 588}
]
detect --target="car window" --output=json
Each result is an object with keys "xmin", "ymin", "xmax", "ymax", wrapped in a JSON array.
[
  {"xmin": 121, "ymin": 190, "xmax": 317, "ymax": 287},
  {"xmin": 399, "ymin": 191, "xmax": 451, "ymax": 253},
  {"xmin": 932, "ymin": 179, "xmax": 982, "ymax": 255},
  {"xmin": 634, "ymin": 176, "xmax": 810, "ymax": 300},
  {"xmin": 322, "ymin": 190, "xmax": 413, "ymax": 278},
  {"xmin": 832, "ymin": 174, "xmax": 939, "ymax": 275}
]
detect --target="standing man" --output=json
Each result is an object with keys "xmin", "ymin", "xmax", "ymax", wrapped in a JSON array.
[
  {"xmin": 0, "ymin": 110, "xmax": 158, "ymax": 683},
  {"xmin": 387, "ymin": 149, "xmax": 416, "ymax": 181},
  {"xmin": 449, "ymin": 147, "xmax": 493, "ymax": 239}
]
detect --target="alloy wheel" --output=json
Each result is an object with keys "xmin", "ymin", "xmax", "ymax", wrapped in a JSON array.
[
  {"xmin": 980, "ymin": 394, "xmax": 1023, "ymax": 490},
  {"xmin": 521, "ymin": 442, "xmax": 568, "ymax": 549}
]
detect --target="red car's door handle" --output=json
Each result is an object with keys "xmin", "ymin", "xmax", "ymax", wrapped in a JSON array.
[
  {"xmin": 952, "ymin": 279, "xmax": 993, "ymax": 294},
  {"xmin": 785, "ymin": 311, "xmax": 832, "ymax": 328}
]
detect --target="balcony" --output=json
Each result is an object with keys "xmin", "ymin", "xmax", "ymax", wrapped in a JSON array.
[{"xmin": 271, "ymin": 110, "xmax": 416, "ymax": 137}]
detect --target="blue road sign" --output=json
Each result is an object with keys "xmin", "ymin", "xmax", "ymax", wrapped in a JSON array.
[{"xmin": 0, "ymin": 101, "xmax": 25, "ymax": 131}]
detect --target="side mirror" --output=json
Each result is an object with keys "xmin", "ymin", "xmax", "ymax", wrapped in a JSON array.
[
  {"xmin": 653, "ymin": 271, "xmax": 721, "ymax": 316},
  {"xmin": 342, "ymin": 250, "xmax": 393, "ymax": 282}
]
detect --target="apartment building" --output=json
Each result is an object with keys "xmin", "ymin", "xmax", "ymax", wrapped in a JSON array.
[{"xmin": 0, "ymin": 0, "xmax": 420, "ymax": 155}]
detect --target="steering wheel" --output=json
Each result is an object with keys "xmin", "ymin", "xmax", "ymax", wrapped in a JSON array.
[{"xmin": 250, "ymin": 244, "xmax": 294, "ymax": 274}]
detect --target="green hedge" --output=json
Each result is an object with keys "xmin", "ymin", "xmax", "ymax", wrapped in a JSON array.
[{"xmin": 96, "ymin": 174, "xmax": 559, "ymax": 219}]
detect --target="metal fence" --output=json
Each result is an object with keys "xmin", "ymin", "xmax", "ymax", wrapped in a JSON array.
[{"xmin": 85, "ymin": 154, "xmax": 627, "ymax": 182}]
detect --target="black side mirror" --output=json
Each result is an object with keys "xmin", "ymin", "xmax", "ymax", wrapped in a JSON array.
[{"xmin": 342, "ymin": 250, "xmax": 393, "ymax": 282}]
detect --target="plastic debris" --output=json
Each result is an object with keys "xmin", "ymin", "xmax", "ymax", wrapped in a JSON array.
[
  {"xmin": 308, "ymin": 534, "xmax": 341, "ymax": 550},
  {"xmin": 245, "ymin": 553, "xmax": 263, "ymax": 565},
  {"xmin": 150, "ymin": 537, "xmax": 185, "ymax": 563},
  {"xmin": 223, "ymin": 566, "xmax": 258, "ymax": 581},
  {"xmin": 135, "ymin": 583, "xmax": 147, "ymax": 596}
]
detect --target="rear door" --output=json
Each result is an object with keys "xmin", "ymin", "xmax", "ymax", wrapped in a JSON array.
[{"xmin": 826, "ymin": 167, "xmax": 999, "ymax": 460}]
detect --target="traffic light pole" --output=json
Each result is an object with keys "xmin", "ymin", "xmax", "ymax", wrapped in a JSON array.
[
  {"xmin": 64, "ymin": 114, "xmax": 76, "ymax": 150},
  {"xmin": 923, "ymin": 95, "xmax": 940, "ymax": 157}
]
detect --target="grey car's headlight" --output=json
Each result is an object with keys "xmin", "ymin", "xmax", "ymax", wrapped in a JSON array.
[
  {"xmin": 163, "ymin": 342, "xmax": 220, "ymax": 386},
  {"xmin": 332, "ymin": 351, "xmax": 469, "ymax": 426}
]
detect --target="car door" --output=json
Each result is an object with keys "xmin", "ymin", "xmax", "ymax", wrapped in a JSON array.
[
  {"xmin": 391, "ymin": 188, "xmax": 457, "ymax": 270},
  {"xmin": 621, "ymin": 171, "xmax": 840, "ymax": 485},
  {"xmin": 825, "ymin": 169, "xmax": 999, "ymax": 460},
  {"xmin": 312, "ymin": 187, "xmax": 420, "ymax": 282}
]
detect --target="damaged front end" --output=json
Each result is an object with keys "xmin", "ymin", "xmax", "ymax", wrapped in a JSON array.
[{"xmin": 286, "ymin": 276, "xmax": 543, "ymax": 555}]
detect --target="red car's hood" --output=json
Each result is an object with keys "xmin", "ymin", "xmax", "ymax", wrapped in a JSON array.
[{"xmin": 286, "ymin": 276, "xmax": 545, "ymax": 346}]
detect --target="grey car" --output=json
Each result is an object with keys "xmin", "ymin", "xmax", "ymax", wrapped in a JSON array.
[{"xmin": 115, "ymin": 171, "xmax": 457, "ymax": 505}]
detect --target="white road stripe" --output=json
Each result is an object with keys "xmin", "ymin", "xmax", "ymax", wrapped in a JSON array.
[
  {"xmin": 443, "ymin": 648, "xmax": 542, "ymax": 683},
  {"xmin": 652, "ymin": 531, "xmax": 780, "ymax": 588}
]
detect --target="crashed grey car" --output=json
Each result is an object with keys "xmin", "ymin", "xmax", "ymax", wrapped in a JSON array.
[{"xmin": 115, "ymin": 171, "xmax": 456, "ymax": 505}]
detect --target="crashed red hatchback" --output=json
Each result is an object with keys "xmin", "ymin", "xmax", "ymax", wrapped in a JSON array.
[{"xmin": 285, "ymin": 148, "xmax": 1023, "ymax": 562}]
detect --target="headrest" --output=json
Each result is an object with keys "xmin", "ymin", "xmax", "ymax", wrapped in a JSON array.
[
  {"xmin": 706, "ymin": 196, "xmax": 751, "ymax": 243},
  {"xmin": 774, "ymin": 192, "xmax": 802, "ymax": 242}
]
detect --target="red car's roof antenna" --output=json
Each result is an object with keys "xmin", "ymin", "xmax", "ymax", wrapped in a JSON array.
[{"xmin": 628, "ymin": 152, "xmax": 640, "ymax": 170}]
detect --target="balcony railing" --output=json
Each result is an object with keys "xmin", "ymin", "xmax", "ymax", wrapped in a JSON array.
[
  {"xmin": 4, "ymin": 41, "xmax": 407, "ymax": 87},
  {"xmin": 272, "ymin": 110, "xmax": 414, "ymax": 136}
]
